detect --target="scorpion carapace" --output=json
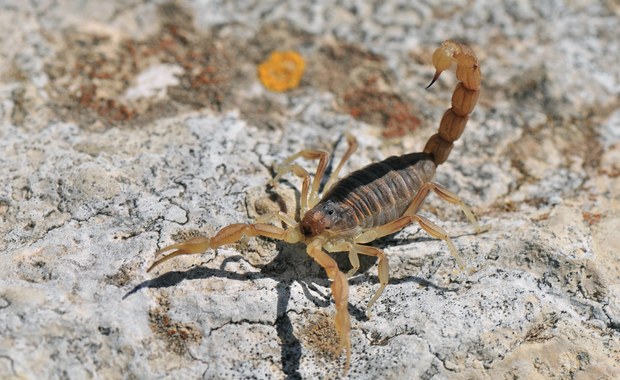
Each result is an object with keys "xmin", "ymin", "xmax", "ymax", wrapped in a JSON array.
[{"xmin": 147, "ymin": 40, "xmax": 482, "ymax": 373}]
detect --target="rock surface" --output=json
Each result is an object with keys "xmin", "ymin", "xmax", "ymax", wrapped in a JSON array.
[{"xmin": 1, "ymin": 1, "xmax": 619, "ymax": 379}]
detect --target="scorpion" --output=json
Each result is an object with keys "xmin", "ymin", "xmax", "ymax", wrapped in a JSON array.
[{"xmin": 147, "ymin": 40, "xmax": 482, "ymax": 372}]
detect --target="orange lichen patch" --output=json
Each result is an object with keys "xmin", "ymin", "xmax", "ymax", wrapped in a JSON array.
[{"xmin": 258, "ymin": 51, "xmax": 306, "ymax": 92}]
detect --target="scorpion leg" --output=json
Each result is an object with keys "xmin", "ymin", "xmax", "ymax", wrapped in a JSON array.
[
  {"xmin": 359, "ymin": 213, "xmax": 470, "ymax": 272},
  {"xmin": 306, "ymin": 239, "xmax": 351, "ymax": 372},
  {"xmin": 426, "ymin": 182, "xmax": 487, "ymax": 233},
  {"xmin": 322, "ymin": 239, "xmax": 388, "ymax": 315},
  {"xmin": 323, "ymin": 132, "xmax": 358, "ymax": 193},
  {"xmin": 351, "ymin": 244, "xmax": 389, "ymax": 314},
  {"xmin": 272, "ymin": 163, "xmax": 311, "ymax": 216},
  {"xmin": 322, "ymin": 240, "xmax": 361, "ymax": 278},
  {"xmin": 271, "ymin": 150, "xmax": 329, "ymax": 209},
  {"xmin": 346, "ymin": 250, "xmax": 360, "ymax": 278},
  {"xmin": 411, "ymin": 214, "xmax": 468, "ymax": 271},
  {"xmin": 404, "ymin": 182, "xmax": 483, "ymax": 233},
  {"xmin": 148, "ymin": 222, "xmax": 301, "ymax": 272}
]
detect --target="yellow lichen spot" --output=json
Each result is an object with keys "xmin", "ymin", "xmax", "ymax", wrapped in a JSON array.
[{"xmin": 258, "ymin": 51, "xmax": 306, "ymax": 92}]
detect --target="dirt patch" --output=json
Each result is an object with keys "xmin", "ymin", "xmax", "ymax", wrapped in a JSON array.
[
  {"xmin": 45, "ymin": 3, "xmax": 234, "ymax": 130},
  {"xmin": 149, "ymin": 296, "xmax": 202, "ymax": 356},
  {"xmin": 309, "ymin": 42, "xmax": 421, "ymax": 137},
  {"xmin": 105, "ymin": 263, "xmax": 134, "ymax": 288},
  {"xmin": 299, "ymin": 313, "xmax": 341, "ymax": 360},
  {"xmin": 170, "ymin": 228, "xmax": 206, "ymax": 243},
  {"xmin": 506, "ymin": 114, "xmax": 603, "ymax": 180}
]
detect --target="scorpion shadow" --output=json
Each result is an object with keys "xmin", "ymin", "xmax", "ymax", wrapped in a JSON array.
[
  {"xmin": 124, "ymin": 237, "xmax": 455, "ymax": 378},
  {"xmin": 125, "ymin": 136, "xmax": 459, "ymax": 377}
]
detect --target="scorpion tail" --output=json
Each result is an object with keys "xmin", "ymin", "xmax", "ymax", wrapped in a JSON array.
[{"xmin": 423, "ymin": 41, "xmax": 481, "ymax": 166}]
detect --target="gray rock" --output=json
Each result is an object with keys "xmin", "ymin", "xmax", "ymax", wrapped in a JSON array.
[{"xmin": 1, "ymin": 0, "xmax": 619, "ymax": 379}]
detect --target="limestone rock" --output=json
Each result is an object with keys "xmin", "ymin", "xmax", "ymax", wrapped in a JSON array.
[{"xmin": 1, "ymin": 1, "xmax": 619, "ymax": 379}]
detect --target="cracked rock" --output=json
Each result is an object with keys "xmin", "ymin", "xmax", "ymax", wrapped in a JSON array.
[{"xmin": 1, "ymin": 0, "xmax": 619, "ymax": 379}]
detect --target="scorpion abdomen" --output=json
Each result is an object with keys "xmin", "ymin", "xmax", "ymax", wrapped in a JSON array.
[{"xmin": 319, "ymin": 153, "xmax": 436, "ymax": 231}]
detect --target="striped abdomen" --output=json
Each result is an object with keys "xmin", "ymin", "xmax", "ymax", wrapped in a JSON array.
[{"xmin": 319, "ymin": 152, "xmax": 436, "ymax": 231}]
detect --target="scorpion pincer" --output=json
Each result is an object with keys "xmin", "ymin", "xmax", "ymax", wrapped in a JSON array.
[{"xmin": 147, "ymin": 40, "xmax": 484, "ymax": 373}]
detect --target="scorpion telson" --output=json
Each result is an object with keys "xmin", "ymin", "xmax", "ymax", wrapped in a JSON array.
[{"xmin": 147, "ymin": 40, "xmax": 484, "ymax": 373}]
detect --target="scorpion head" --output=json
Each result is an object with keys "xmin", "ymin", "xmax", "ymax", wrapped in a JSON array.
[{"xmin": 300, "ymin": 202, "xmax": 341, "ymax": 238}]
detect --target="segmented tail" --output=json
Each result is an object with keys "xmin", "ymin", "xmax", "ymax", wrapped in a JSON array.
[{"xmin": 424, "ymin": 41, "xmax": 481, "ymax": 165}]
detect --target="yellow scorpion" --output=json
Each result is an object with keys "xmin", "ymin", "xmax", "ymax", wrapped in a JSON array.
[{"xmin": 148, "ymin": 40, "xmax": 482, "ymax": 372}]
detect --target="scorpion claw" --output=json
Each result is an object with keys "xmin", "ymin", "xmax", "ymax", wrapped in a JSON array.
[{"xmin": 147, "ymin": 237, "xmax": 212, "ymax": 272}]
